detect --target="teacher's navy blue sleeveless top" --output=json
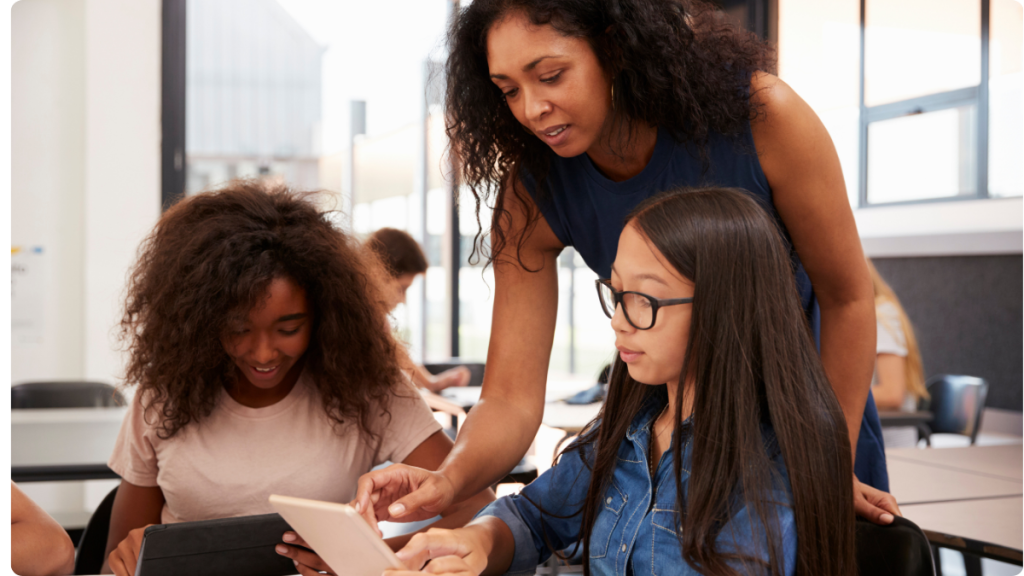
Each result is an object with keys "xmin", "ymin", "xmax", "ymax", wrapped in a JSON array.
[{"xmin": 521, "ymin": 123, "xmax": 889, "ymax": 491}]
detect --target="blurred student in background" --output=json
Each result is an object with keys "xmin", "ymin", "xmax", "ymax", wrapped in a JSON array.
[
  {"xmin": 867, "ymin": 259, "xmax": 928, "ymax": 448},
  {"xmin": 11, "ymin": 482, "xmax": 75, "ymax": 576},
  {"xmin": 367, "ymin": 228, "xmax": 471, "ymax": 393}
]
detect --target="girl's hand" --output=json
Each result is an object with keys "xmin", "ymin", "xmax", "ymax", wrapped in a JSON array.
[
  {"xmin": 853, "ymin": 475, "xmax": 901, "ymax": 524},
  {"xmin": 108, "ymin": 525, "xmax": 153, "ymax": 576},
  {"xmin": 354, "ymin": 464, "xmax": 456, "ymax": 527},
  {"xmin": 276, "ymin": 531, "xmax": 336, "ymax": 576},
  {"xmin": 388, "ymin": 528, "xmax": 488, "ymax": 575}
]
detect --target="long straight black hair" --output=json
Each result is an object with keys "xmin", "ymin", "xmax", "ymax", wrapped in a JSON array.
[{"xmin": 567, "ymin": 187, "xmax": 855, "ymax": 576}]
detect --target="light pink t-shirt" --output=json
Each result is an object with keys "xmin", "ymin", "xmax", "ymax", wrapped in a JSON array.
[{"xmin": 108, "ymin": 373, "xmax": 441, "ymax": 524}]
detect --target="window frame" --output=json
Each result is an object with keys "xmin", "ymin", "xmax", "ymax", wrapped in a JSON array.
[{"xmin": 857, "ymin": 0, "xmax": 993, "ymax": 208}]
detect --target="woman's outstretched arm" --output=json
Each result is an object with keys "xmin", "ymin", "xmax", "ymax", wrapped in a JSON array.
[
  {"xmin": 354, "ymin": 185, "xmax": 564, "ymax": 525},
  {"xmin": 750, "ymin": 72, "xmax": 899, "ymax": 524}
]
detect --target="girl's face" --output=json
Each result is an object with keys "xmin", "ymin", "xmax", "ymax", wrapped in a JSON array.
[
  {"xmin": 385, "ymin": 273, "xmax": 419, "ymax": 312},
  {"xmin": 487, "ymin": 12, "xmax": 613, "ymax": 159},
  {"xmin": 609, "ymin": 223, "xmax": 694, "ymax": 387},
  {"xmin": 221, "ymin": 276, "xmax": 312, "ymax": 392}
]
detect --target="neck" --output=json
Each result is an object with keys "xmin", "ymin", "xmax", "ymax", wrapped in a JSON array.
[
  {"xmin": 585, "ymin": 119, "xmax": 658, "ymax": 182},
  {"xmin": 664, "ymin": 377, "xmax": 694, "ymax": 426},
  {"xmin": 227, "ymin": 359, "xmax": 304, "ymax": 408}
]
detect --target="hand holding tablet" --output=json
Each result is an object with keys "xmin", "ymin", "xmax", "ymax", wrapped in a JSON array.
[{"xmin": 269, "ymin": 494, "xmax": 405, "ymax": 576}]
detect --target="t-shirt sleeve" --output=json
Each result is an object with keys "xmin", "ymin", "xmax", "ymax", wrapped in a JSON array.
[
  {"xmin": 107, "ymin": 393, "xmax": 161, "ymax": 487},
  {"xmin": 372, "ymin": 380, "xmax": 444, "ymax": 467},
  {"xmin": 875, "ymin": 301, "xmax": 908, "ymax": 357}
]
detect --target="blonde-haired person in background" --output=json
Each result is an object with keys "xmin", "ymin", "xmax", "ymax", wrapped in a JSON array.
[{"xmin": 867, "ymin": 259, "xmax": 929, "ymax": 448}]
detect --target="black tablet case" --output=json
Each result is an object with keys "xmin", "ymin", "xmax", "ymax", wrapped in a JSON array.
[{"xmin": 136, "ymin": 513, "xmax": 301, "ymax": 576}]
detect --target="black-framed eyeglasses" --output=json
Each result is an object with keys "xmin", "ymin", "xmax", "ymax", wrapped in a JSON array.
[{"xmin": 595, "ymin": 279, "xmax": 693, "ymax": 330}]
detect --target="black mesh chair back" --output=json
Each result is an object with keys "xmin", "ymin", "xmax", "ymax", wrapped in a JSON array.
[
  {"xmin": 924, "ymin": 375, "xmax": 989, "ymax": 444},
  {"xmin": 12, "ymin": 381, "xmax": 124, "ymax": 409},
  {"xmin": 856, "ymin": 515, "xmax": 936, "ymax": 576},
  {"xmin": 424, "ymin": 361, "xmax": 485, "ymax": 387},
  {"xmin": 74, "ymin": 484, "xmax": 119, "ymax": 575}
]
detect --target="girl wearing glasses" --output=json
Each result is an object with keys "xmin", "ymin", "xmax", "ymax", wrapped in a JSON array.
[
  {"xmin": 355, "ymin": 0, "xmax": 897, "ymax": 531},
  {"xmin": 386, "ymin": 187, "xmax": 855, "ymax": 576}
]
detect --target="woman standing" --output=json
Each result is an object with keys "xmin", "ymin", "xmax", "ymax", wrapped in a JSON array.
[{"xmin": 356, "ymin": 0, "xmax": 898, "ymax": 527}]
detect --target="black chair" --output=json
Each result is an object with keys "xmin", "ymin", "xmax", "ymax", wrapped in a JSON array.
[
  {"xmin": 74, "ymin": 484, "xmax": 119, "ymax": 575},
  {"xmin": 424, "ymin": 361, "xmax": 485, "ymax": 387},
  {"xmin": 920, "ymin": 375, "xmax": 989, "ymax": 446},
  {"xmin": 856, "ymin": 515, "xmax": 936, "ymax": 576},
  {"xmin": 12, "ymin": 381, "xmax": 124, "ymax": 409}
]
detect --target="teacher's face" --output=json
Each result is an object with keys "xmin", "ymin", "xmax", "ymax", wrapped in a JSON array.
[{"xmin": 487, "ymin": 12, "xmax": 613, "ymax": 158}]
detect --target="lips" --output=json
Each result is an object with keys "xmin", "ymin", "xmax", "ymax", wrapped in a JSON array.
[
  {"xmin": 248, "ymin": 364, "xmax": 280, "ymax": 380},
  {"xmin": 538, "ymin": 124, "xmax": 571, "ymax": 147},
  {"xmin": 616, "ymin": 345, "xmax": 643, "ymax": 363}
]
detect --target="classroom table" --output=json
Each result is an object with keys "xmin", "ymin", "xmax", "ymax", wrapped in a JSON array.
[
  {"xmin": 11, "ymin": 407, "xmax": 127, "ymax": 482},
  {"xmin": 886, "ymin": 444, "xmax": 1024, "ymax": 565},
  {"xmin": 887, "ymin": 444, "xmax": 1022, "ymax": 482},
  {"xmin": 901, "ymin": 496, "xmax": 1022, "ymax": 562}
]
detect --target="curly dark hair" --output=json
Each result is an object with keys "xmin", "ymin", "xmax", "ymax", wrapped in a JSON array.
[
  {"xmin": 445, "ymin": 0, "xmax": 775, "ymax": 265},
  {"xmin": 120, "ymin": 179, "xmax": 405, "ymax": 440}
]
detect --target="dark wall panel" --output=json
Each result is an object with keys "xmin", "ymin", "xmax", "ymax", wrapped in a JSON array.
[{"xmin": 872, "ymin": 255, "xmax": 1022, "ymax": 412}]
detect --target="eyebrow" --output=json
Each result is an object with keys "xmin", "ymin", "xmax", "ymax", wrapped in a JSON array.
[
  {"xmin": 276, "ymin": 313, "xmax": 308, "ymax": 323},
  {"xmin": 489, "ymin": 55, "xmax": 560, "ymax": 79},
  {"xmin": 610, "ymin": 264, "xmax": 670, "ymax": 287}
]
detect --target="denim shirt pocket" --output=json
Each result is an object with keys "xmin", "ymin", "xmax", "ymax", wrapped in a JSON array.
[
  {"xmin": 652, "ymin": 508, "xmax": 683, "ymax": 576},
  {"xmin": 589, "ymin": 482, "xmax": 628, "ymax": 558}
]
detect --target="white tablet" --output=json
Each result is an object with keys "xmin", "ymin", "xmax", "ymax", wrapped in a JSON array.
[{"xmin": 269, "ymin": 494, "xmax": 404, "ymax": 576}]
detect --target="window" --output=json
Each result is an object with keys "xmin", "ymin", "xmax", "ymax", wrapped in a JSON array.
[{"xmin": 779, "ymin": 0, "xmax": 1022, "ymax": 207}]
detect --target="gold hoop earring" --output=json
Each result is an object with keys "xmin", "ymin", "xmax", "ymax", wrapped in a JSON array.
[{"xmin": 611, "ymin": 83, "xmax": 616, "ymax": 109}]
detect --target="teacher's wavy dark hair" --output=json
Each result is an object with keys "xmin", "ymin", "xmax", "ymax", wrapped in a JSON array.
[
  {"xmin": 119, "ymin": 180, "xmax": 404, "ymax": 440},
  {"xmin": 445, "ymin": 0, "xmax": 774, "ymax": 266}
]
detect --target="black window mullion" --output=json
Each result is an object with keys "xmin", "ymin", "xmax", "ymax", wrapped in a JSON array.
[
  {"xmin": 161, "ymin": 0, "xmax": 187, "ymax": 210},
  {"xmin": 978, "ymin": 0, "xmax": 990, "ymax": 198}
]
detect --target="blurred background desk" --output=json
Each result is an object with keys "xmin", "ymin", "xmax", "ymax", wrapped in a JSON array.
[{"xmin": 12, "ymin": 407, "xmax": 125, "ymax": 481}]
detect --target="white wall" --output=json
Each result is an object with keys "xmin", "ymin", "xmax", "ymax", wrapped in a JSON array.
[
  {"xmin": 856, "ymin": 197, "xmax": 1024, "ymax": 258},
  {"xmin": 12, "ymin": 0, "xmax": 161, "ymax": 387},
  {"xmin": 82, "ymin": 0, "xmax": 162, "ymax": 383}
]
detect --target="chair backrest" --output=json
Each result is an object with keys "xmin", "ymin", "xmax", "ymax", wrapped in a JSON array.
[
  {"xmin": 75, "ymin": 484, "xmax": 119, "ymax": 575},
  {"xmin": 924, "ymin": 375, "xmax": 989, "ymax": 444},
  {"xmin": 856, "ymin": 515, "xmax": 936, "ymax": 576},
  {"xmin": 12, "ymin": 381, "xmax": 125, "ymax": 409},
  {"xmin": 423, "ymin": 361, "xmax": 485, "ymax": 387}
]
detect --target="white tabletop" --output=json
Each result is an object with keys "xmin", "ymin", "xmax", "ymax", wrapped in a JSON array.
[
  {"xmin": 902, "ymin": 496, "xmax": 1023, "ymax": 552},
  {"xmin": 887, "ymin": 457, "xmax": 1022, "ymax": 505},
  {"xmin": 887, "ymin": 444, "xmax": 1023, "ymax": 482}
]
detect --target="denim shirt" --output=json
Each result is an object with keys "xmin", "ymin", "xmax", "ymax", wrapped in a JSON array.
[{"xmin": 477, "ymin": 394, "xmax": 797, "ymax": 576}]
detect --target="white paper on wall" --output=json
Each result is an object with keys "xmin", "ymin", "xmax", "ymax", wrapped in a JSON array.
[{"xmin": 12, "ymin": 246, "xmax": 45, "ymax": 344}]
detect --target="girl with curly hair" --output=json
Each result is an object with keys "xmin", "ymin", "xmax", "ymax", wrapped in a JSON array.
[
  {"xmin": 356, "ymin": 0, "xmax": 899, "ymax": 538},
  {"xmin": 102, "ymin": 180, "xmax": 492, "ymax": 576}
]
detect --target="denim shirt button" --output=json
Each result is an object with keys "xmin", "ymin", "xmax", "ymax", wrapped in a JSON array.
[
  {"xmin": 620, "ymin": 544, "xmax": 627, "ymax": 552},
  {"xmin": 606, "ymin": 497, "xmax": 612, "ymax": 504}
]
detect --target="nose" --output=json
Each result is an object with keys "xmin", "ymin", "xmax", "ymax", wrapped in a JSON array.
[
  {"xmin": 610, "ymin": 301, "xmax": 634, "ymax": 333},
  {"xmin": 524, "ymin": 88, "xmax": 552, "ymax": 123},
  {"xmin": 251, "ymin": 333, "xmax": 277, "ymax": 365}
]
